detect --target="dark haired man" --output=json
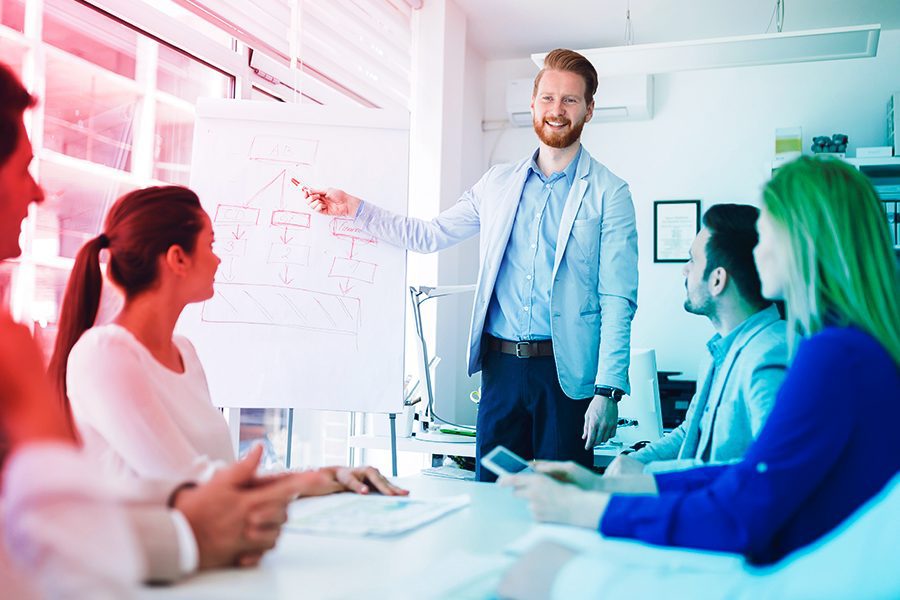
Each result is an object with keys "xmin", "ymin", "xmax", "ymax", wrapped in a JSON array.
[
  {"xmin": 307, "ymin": 49, "xmax": 638, "ymax": 481},
  {"xmin": 607, "ymin": 204, "xmax": 787, "ymax": 475}
]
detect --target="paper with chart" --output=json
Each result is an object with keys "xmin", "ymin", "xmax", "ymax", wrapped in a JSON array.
[
  {"xmin": 286, "ymin": 494, "xmax": 470, "ymax": 537},
  {"xmin": 178, "ymin": 99, "xmax": 408, "ymax": 412}
]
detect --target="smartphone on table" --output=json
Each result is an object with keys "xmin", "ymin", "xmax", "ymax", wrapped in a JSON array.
[{"xmin": 481, "ymin": 445, "xmax": 533, "ymax": 478}]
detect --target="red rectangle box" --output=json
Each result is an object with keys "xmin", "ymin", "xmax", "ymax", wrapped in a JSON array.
[
  {"xmin": 267, "ymin": 242, "xmax": 310, "ymax": 266},
  {"xmin": 330, "ymin": 218, "xmax": 377, "ymax": 244},
  {"xmin": 214, "ymin": 205, "xmax": 260, "ymax": 225},
  {"xmin": 271, "ymin": 210, "xmax": 311, "ymax": 229},
  {"xmin": 214, "ymin": 238, "xmax": 248, "ymax": 258},
  {"xmin": 329, "ymin": 257, "xmax": 376, "ymax": 283}
]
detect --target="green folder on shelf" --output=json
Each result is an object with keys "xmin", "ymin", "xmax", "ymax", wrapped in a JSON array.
[{"xmin": 439, "ymin": 426, "xmax": 477, "ymax": 438}]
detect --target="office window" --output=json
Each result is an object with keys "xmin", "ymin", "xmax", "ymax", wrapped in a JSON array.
[
  {"xmin": 43, "ymin": 0, "xmax": 137, "ymax": 78},
  {"xmin": 2, "ymin": 0, "xmax": 422, "ymax": 472},
  {"xmin": 175, "ymin": 0, "xmax": 414, "ymax": 110},
  {"xmin": 0, "ymin": 0, "xmax": 25, "ymax": 33},
  {"xmin": 239, "ymin": 408, "xmax": 290, "ymax": 470},
  {"xmin": 42, "ymin": 51, "xmax": 139, "ymax": 172},
  {"xmin": 1, "ymin": 0, "xmax": 233, "ymax": 354},
  {"xmin": 0, "ymin": 33, "xmax": 24, "ymax": 75}
]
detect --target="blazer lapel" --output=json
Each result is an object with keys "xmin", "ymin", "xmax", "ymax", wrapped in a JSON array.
[
  {"xmin": 478, "ymin": 164, "xmax": 528, "ymax": 293},
  {"xmin": 552, "ymin": 150, "xmax": 591, "ymax": 278},
  {"xmin": 694, "ymin": 312, "xmax": 775, "ymax": 458},
  {"xmin": 678, "ymin": 364, "xmax": 716, "ymax": 460}
]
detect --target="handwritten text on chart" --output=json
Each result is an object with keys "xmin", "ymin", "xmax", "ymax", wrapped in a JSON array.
[
  {"xmin": 329, "ymin": 257, "xmax": 377, "ymax": 283},
  {"xmin": 331, "ymin": 218, "xmax": 377, "ymax": 244},
  {"xmin": 271, "ymin": 210, "xmax": 312, "ymax": 229},
  {"xmin": 215, "ymin": 205, "xmax": 260, "ymax": 225},
  {"xmin": 267, "ymin": 242, "xmax": 311, "ymax": 266},
  {"xmin": 249, "ymin": 135, "xmax": 319, "ymax": 165}
]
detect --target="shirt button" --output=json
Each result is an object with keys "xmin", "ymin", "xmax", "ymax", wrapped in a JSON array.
[
  {"xmin": 756, "ymin": 462, "xmax": 768, "ymax": 473},
  {"xmin": 526, "ymin": 275, "xmax": 532, "ymax": 280},
  {"xmin": 523, "ymin": 306, "xmax": 530, "ymax": 312},
  {"xmin": 545, "ymin": 183, "xmax": 551, "ymax": 190},
  {"xmin": 530, "ymin": 243, "xmax": 536, "ymax": 249}
]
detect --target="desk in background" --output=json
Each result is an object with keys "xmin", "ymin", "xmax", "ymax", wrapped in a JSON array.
[{"xmin": 349, "ymin": 433, "xmax": 620, "ymax": 471}]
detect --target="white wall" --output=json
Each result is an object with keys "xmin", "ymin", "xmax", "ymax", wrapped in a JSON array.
[
  {"xmin": 407, "ymin": 0, "xmax": 484, "ymax": 427},
  {"xmin": 479, "ymin": 30, "xmax": 900, "ymax": 380}
]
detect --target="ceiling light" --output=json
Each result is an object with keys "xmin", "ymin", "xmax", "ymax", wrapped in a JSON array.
[{"xmin": 533, "ymin": 24, "xmax": 881, "ymax": 77}]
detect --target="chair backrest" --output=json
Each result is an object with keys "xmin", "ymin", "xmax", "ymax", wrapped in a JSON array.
[{"xmin": 613, "ymin": 348, "xmax": 663, "ymax": 447}]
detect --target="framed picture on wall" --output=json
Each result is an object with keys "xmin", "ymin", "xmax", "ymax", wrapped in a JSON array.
[{"xmin": 654, "ymin": 200, "xmax": 701, "ymax": 263}]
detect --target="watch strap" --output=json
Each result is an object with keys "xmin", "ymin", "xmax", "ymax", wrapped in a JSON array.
[{"xmin": 594, "ymin": 385, "xmax": 624, "ymax": 402}]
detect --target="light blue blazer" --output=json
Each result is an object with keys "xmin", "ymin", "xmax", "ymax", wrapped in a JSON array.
[
  {"xmin": 633, "ymin": 305, "xmax": 787, "ymax": 472},
  {"xmin": 355, "ymin": 147, "xmax": 638, "ymax": 398}
]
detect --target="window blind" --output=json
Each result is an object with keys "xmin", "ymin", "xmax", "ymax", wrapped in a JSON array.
[{"xmin": 171, "ymin": 0, "xmax": 417, "ymax": 109}]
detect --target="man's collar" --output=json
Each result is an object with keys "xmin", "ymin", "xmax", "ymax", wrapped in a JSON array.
[
  {"xmin": 529, "ymin": 144, "xmax": 583, "ymax": 183},
  {"xmin": 706, "ymin": 304, "xmax": 780, "ymax": 364}
]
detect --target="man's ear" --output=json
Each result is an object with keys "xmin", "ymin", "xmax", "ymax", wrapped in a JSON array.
[
  {"xmin": 163, "ymin": 245, "xmax": 190, "ymax": 276},
  {"xmin": 708, "ymin": 266, "xmax": 728, "ymax": 297},
  {"xmin": 584, "ymin": 100, "xmax": 595, "ymax": 123}
]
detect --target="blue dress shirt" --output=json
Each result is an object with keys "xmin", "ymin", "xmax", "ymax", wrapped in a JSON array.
[
  {"xmin": 600, "ymin": 326, "xmax": 900, "ymax": 564},
  {"xmin": 484, "ymin": 146, "xmax": 582, "ymax": 341}
]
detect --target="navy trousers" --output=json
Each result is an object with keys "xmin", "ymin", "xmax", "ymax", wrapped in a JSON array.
[{"xmin": 476, "ymin": 349, "xmax": 594, "ymax": 482}]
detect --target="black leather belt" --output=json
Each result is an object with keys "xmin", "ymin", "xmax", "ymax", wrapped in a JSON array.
[{"xmin": 485, "ymin": 336, "xmax": 553, "ymax": 358}]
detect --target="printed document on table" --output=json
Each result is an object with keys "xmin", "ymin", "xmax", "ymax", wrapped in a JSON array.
[{"xmin": 286, "ymin": 494, "xmax": 470, "ymax": 536}]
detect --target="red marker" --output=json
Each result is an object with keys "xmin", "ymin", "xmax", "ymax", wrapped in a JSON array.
[{"xmin": 290, "ymin": 177, "xmax": 312, "ymax": 194}]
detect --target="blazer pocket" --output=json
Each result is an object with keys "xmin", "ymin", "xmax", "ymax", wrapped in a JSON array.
[{"xmin": 569, "ymin": 217, "xmax": 601, "ymax": 263}]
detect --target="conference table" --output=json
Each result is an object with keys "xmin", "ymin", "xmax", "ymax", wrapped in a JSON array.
[{"xmin": 138, "ymin": 476, "xmax": 533, "ymax": 600}]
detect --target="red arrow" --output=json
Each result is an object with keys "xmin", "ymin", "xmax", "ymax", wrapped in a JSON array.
[
  {"xmin": 339, "ymin": 279, "xmax": 354, "ymax": 295},
  {"xmin": 278, "ymin": 264, "xmax": 293, "ymax": 286},
  {"xmin": 232, "ymin": 224, "xmax": 246, "ymax": 240},
  {"xmin": 279, "ymin": 226, "xmax": 294, "ymax": 245},
  {"xmin": 349, "ymin": 238, "xmax": 356, "ymax": 259}
]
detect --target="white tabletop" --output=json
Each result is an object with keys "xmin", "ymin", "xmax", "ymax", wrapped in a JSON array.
[{"xmin": 139, "ymin": 476, "xmax": 534, "ymax": 600}]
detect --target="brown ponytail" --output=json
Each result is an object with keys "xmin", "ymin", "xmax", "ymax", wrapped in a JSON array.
[
  {"xmin": 47, "ymin": 235, "xmax": 106, "ymax": 432},
  {"xmin": 48, "ymin": 186, "xmax": 205, "ymax": 432}
]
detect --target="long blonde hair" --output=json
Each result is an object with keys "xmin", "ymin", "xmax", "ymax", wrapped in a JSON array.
[{"xmin": 762, "ymin": 156, "xmax": 900, "ymax": 364}]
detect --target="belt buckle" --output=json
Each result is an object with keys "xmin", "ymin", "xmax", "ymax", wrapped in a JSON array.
[{"xmin": 515, "ymin": 341, "xmax": 529, "ymax": 358}]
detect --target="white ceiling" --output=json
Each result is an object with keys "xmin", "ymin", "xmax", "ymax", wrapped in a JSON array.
[{"xmin": 453, "ymin": 0, "xmax": 900, "ymax": 60}]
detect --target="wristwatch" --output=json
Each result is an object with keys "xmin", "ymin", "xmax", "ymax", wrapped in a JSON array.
[{"xmin": 593, "ymin": 385, "xmax": 625, "ymax": 402}]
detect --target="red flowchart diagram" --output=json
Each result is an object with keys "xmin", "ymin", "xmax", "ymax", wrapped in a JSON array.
[{"xmin": 203, "ymin": 142, "xmax": 380, "ymax": 335}]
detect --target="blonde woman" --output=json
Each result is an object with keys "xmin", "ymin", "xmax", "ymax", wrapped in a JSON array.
[{"xmin": 505, "ymin": 157, "xmax": 900, "ymax": 565}]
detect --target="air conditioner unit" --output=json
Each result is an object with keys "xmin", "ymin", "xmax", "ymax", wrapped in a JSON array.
[
  {"xmin": 506, "ymin": 79, "xmax": 536, "ymax": 127},
  {"xmin": 506, "ymin": 74, "xmax": 654, "ymax": 126}
]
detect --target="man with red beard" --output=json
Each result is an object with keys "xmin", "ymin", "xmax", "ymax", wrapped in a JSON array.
[{"xmin": 308, "ymin": 49, "xmax": 638, "ymax": 482}]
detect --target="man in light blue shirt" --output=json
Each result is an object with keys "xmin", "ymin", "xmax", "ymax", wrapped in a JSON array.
[
  {"xmin": 484, "ymin": 146, "xmax": 580, "ymax": 342},
  {"xmin": 306, "ymin": 49, "xmax": 638, "ymax": 481}
]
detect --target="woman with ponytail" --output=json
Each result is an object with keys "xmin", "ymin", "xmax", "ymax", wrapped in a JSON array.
[
  {"xmin": 50, "ymin": 186, "xmax": 405, "ymax": 496},
  {"xmin": 48, "ymin": 186, "xmax": 229, "ymax": 481}
]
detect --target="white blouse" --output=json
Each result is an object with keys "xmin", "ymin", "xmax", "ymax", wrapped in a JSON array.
[
  {"xmin": 67, "ymin": 324, "xmax": 235, "ymax": 483},
  {"xmin": 1, "ymin": 442, "xmax": 141, "ymax": 599}
]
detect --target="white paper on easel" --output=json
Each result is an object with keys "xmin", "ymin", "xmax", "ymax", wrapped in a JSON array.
[{"xmin": 179, "ymin": 99, "xmax": 409, "ymax": 414}]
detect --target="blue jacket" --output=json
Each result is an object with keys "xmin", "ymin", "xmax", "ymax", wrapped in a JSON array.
[
  {"xmin": 355, "ymin": 148, "xmax": 638, "ymax": 397},
  {"xmin": 601, "ymin": 326, "xmax": 900, "ymax": 564},
  {"xmin": 631, "ymin": 305, "xmax": 787, "ymax": 471}
]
